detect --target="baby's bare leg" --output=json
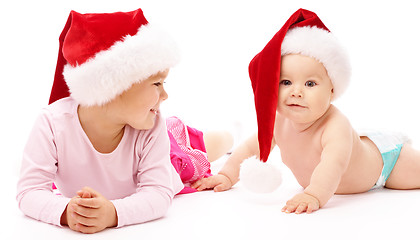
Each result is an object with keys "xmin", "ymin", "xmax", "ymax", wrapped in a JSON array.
[
  {"xmin": 203, "ymin": 131, "xmax": 233, "ymax": 162},
  {"xmin": 385, "ymin": 144, "xmax": 420, "ymax": 189}
]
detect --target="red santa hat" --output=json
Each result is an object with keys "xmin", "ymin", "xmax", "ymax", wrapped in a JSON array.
[
  {"xmin": 249, "ymin": 8, "xmax": 351, "ymax": 162},
  {"xmin": 49, "ymin": 8, "xmax": 180, "ymax": 106}
]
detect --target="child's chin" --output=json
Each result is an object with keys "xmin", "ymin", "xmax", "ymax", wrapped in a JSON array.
[{"xmin": 130, "ymin": 120, "xmax": 155, "ymax": 130}]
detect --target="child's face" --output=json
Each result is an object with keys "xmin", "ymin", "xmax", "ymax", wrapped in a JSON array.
[
  {"xmin": 277, "ymin": 54, "xmax": 333, "ymax": 124},
  {"xmin": 112, "ymin": 69, "xmax": 169, "ymax": 130}
]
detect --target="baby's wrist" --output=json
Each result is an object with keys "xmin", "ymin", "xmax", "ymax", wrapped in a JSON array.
[
  {"xmin": 303, "ymin": 190, "xmax": 321, "ymax": 204},
  {"xmin": 303, "ymin": 187, "xmax": 325, "ymax": 207},
  {"xmin": 218, "ymin": 172, "xmax": 234, "ymax": 186}
]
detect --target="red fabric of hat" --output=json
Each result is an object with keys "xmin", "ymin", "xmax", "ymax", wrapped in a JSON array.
[
  {"xmin": 49, "ymin": 9, "xmax": 147, "ymax": 104},
  {"xmin": 49, "ymin": 8, "xmax": 179, "ymax": 106},
  {"xmin": 248, "ymin": 9, "xmax": 329, "ymax": 162}
]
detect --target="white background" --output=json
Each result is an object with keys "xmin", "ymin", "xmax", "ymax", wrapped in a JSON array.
[{"xmin": 1, "ymin": 0, "xmax": 420, "ymax": 239}]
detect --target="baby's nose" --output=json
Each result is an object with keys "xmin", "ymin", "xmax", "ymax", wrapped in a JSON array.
[{"xmin": 291, "ymin": 88, "xmax": 303, "ymax": 98}]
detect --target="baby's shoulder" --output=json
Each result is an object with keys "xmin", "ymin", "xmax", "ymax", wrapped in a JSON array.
[
  {"xmin": 321, "ymin": 106, "xmax": 354, "ymax": 139},
  {"xmin": 324, "ymin": 105, "xmax": 351, "ymax": 126}
]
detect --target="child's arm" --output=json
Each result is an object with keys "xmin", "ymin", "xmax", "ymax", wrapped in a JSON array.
[
  {"xmin": 109, "ymin": 115, "xmax": 183, "ymax": 227},
  {"xmin": 192, "ymin": 133, "xmax": 274, "ymax": 191},
  {"xmin": 16, "ymin": 110, "xmax": 71, "ymax": 226},
  {"xmin": 17, "ymin": 111, "xmax": 113, "ymax": 234},
  {"xmin": 282, "ymin": 118, "xmax": 353, "ymax": 213}
]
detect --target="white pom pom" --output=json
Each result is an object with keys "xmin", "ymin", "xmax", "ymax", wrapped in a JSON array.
[{"xmin": 239, "ymin": 157, "xmax": 282, "ymax": 193}]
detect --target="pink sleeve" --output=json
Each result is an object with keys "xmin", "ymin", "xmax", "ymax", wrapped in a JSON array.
[
  {"xmin": 111, "ymin": 115, "xmax": 183, "ymax": 227},
  {"xmin": 16, "ymin": 110, "xmax": 70, "ymax": 226}
]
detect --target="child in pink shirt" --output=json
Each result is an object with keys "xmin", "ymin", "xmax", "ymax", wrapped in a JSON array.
[{"xmin": 16, "ymin": 8, "xmax": 232, "ymax": 234}]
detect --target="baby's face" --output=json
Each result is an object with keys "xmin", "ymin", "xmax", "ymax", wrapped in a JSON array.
[{"xmin": 277, "ymin": 54, "xmax": 333, "ymax": 124}]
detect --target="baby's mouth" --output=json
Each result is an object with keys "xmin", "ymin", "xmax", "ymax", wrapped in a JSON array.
[
  {"xmin": 150, "ymin": 108, "xmax": 158, "ymax": 115},
  {"xmin": 287, "ymin": 103, "xmax": 307, "ymax": 108}
]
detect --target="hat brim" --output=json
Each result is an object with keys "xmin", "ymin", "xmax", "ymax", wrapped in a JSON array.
[{"xmin": 281, "ymin": 26, "xmax": 351, "ymax": 100}]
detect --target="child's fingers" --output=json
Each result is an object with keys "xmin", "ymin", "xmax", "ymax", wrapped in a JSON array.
[
  {"xmin": 72, "ymin": 203, "xmax": 97, "ymax": 218},
  {"xmin": 80, "ymin": 186, "xmax": 101, "ymax": 197},
  {"xmin": 77, "ymin": 190, "xmax": 92, "ymax": 198},
  {"xmin": 77, "ymin": 198, "xmax": 100, "ymax": 209},
  {"xmin": 71, "ymin": 211, "xmax": 96, "ymax": 227},
  {"xmin": 75, "ymin": 223, "xmax": 100, "ymax": 234}
]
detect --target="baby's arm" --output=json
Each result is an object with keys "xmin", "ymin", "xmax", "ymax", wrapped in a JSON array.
[
  {"xmin": 193, "ymin": 133, "xmax": 272, "ymax": 191},
  {"xmin": 283, "ymin": 117, "xmax": 353, "ymax": 213}
]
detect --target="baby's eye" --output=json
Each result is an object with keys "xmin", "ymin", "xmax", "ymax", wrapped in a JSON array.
[
  {"xmin": 305, "ymin": 81, "xmax": 317, "ymax": 87},
  {"xmin": 280, "ymin": 80, "xmax": 292, "ymax": 86}
]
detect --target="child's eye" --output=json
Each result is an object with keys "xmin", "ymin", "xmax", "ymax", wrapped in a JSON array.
[
  {"xmin": 154, "ymin": 81, "xmax": 165, "ymax": 87},
  {"xmin": 305, "ymin": 81, "xmax": 317, "ymax": 87},
  {"xmin": 280, "ymin": 80, "xmax": 292, "ymax": 86}
]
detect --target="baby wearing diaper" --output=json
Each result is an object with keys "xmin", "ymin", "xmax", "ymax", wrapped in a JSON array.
[{"xmin": 193, "ymin": 8, "xmax": 420, "ymax": 214}]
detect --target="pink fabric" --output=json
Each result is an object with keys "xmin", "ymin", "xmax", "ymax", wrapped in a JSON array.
[
  {"xmin": 16, "ymin": 97, "xmax": 184, "ymax": 227},
  {"xmin": 166, "ymin": 117, "xmax": 211, "ymax": 194},
  {"xmin": 51, "ymin": 116, "xmax": 211, "ymax": 195}
]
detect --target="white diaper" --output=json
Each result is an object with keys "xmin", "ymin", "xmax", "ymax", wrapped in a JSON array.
[{"xmin": 359, "ymin": 130, "xmax": 410, "ymax": 189}]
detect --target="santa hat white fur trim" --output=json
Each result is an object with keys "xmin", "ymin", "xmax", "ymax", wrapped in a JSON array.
[
  {"xmin": 281, "ymin": 26, "xmax": 351, "ymax": 100},
  {"xmin": 240, "ymin": 157, "xmax": 282, "ymax": 193},
  {"xmin": 63, "ymin": 23, "xmax": 180, "ymax": 106}
]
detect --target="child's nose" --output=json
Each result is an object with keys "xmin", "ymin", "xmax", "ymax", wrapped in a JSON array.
[{"xmin": 161, "ymin": 88, "xmax": 168, "ymax": 101}]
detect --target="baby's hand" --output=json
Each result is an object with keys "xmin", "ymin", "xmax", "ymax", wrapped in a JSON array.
[
  {"xmin": 282, "ymin": 192, "xmax": 320, "ymax": 214},
  {"xmin": 191, "ymin": 174, "xmax": 232, "ymax": 192}
]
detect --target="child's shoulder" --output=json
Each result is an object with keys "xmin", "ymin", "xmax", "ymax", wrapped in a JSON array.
[
  {"xmin": 43, "ymin": 97, "xmax": 77, "ymax": 116},
  {"xmin": 37, "ymin": 97, "xmax": 78, "ymax": 126}
]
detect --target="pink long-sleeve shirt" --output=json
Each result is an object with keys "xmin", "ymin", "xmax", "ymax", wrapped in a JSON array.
[{"xmin": 16, "ymin": 97, "xmax": 184, "ymax": 227}]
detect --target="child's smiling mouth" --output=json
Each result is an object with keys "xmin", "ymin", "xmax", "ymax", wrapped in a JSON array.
[{"xmin": 150, "ymin": 108, "xmax": 159, "ymax": 115}]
